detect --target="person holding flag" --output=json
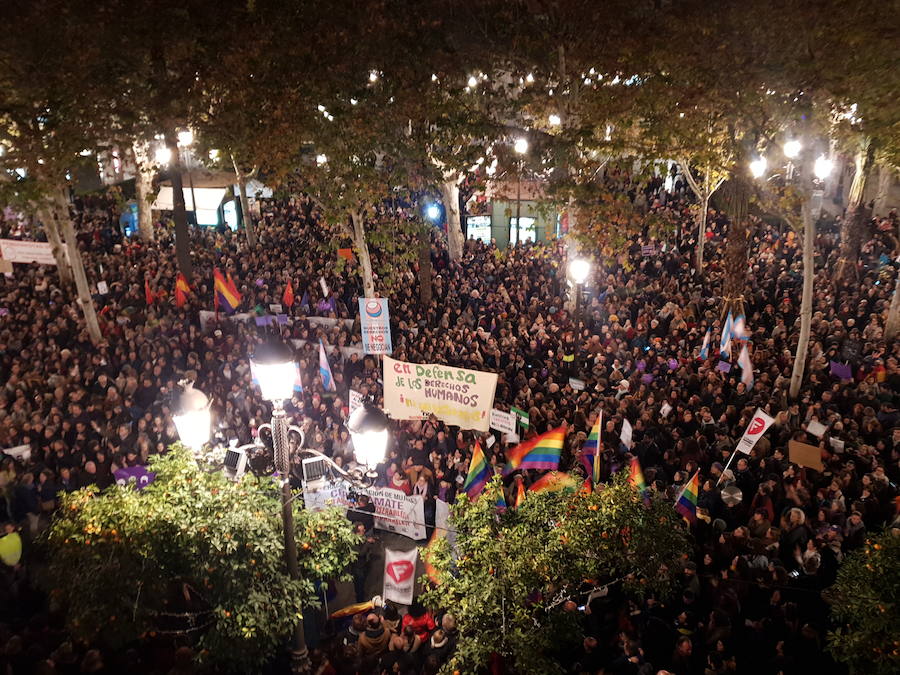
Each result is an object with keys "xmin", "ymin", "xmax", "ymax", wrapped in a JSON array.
[
  {"xmin": 174, "ymin": 273, "xmax": 191, "ymax": 308},
  {"xmin": 719, "ymin": 311, "xmax": 733, "ymax": 359},
  {"xmin": 698, "ymin": 326, "xmax": 712, "ymax": 360},
  {"xmin": 462, "ymin": 440, "xmax": 489, "ymax": 498},
  {"xmin": 503, "ymin": 425, "xmax": 566, "ymax": 475},
  {"xmin": 319, "ymin": 339, "xmax": 336, "ymax": 392},
  {"xmin": 675, "ymin": 470, "xmax": 700, "ymax": 523},
  {"xmin": 579, "ymin": 413, "xmax": 602, "ymax": 481},
  {"xmin": 213, "ymin": 268, "xmax": 241, "ymax": 314},
  {"xmin": 144, "ymin": 278, "xmax": 155, "ymax": 306},
  {"xmin": 738, "ymin": 342, "xmax": 754, "ymax": 389}
]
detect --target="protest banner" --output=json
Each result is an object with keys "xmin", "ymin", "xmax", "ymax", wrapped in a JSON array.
[
  {"xmin": 789, "ymin": 440, "xmax": 824, "ymax": 471},
  {"xmin": 736, "ymin": 408, "xmax": 775, "ymax": 454},
  {"xmin": 0, "ymin": 239, "xmax": 57, "ymax": 265},
  {"xmin": 359, "ymin": 298, "xmax": 392, "ymax": 354},
  {"xmin": 383, "ymin": 548, "xmax": 418, "ymax": 605},
  {"xmin": 383, "ymin": 356, "xmax": 497, "ymax": 432},
  {"xmin": 568, "ymin": 377, "xmax": 586, "ymax": 391},
  {"xmin": 490, "ymin": 409, "xmax": 517, "ymax": 435},
  {"xmin": 303, "ymin": 481, "xmax": 426, "ymax": 540}
]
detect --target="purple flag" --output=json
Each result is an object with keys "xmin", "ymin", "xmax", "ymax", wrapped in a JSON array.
[
  {"xmin": 717, "ymin": 360, "xmax": 732, "ymax": 373},
  {"xmin": 830, "ymin": 361, "xmax": 852, "ymax": 380},
  {"xmin": 114, "ymin": 465, "xmax": 155, "ymax": 490},
  {"xmin": 641, "ymin": 373, "xmax": 654, "ymax": 384}
]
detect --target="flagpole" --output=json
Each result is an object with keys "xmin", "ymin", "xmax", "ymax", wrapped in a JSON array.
[{"xmin": 716, "ymin": 449, "xmax": 739, "ymax": 487}]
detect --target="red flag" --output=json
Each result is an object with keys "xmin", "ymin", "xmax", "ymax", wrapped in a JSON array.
[
  {"xmin": 175, "ymin": 273, "xmax": 190, "ymax": 308},
  {"xmin": 283, "ymin": 280, "xmax": 295, "ymax": 308},
  {"xmin": 144, "ymin": 279, "xmax": 155, "ymax": 305}
]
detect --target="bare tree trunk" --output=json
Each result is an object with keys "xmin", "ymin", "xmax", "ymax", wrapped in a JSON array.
[
  {"xmin": 440, "ymin": 177, "xmax": 464, "ymax": 261},
  {"xmin": 165, "ymin": 131, "xmax": 192, "ymax": 277},
  {"xmin": 418, "ymin": 233, "xmax": 433, "ymax": 306},
  {"xmin": 37, "ymin": 203, "xmax": 73, "ymax": 286},
  {"xmin": 721, "ymin": 176, "xmax": 750, "ymax": 314},
  {"xmin": 231, "ymin": 154, "xmax": 258, "ymax": 249},
  {"xmin": 873, "ymin": 164, "xmax": 894, "ymax": 217},
  {"xmin": 836, "ymin": 138, "xmax": 876, "ymax": 286},
  {"xmin": 696, "ymin": 192, "xmax": 709, "ymax": 276},
  {"xmin": 52, "ymin": 190, "xmax": 102, "ymax": 345},
  {"xmin": 131, "ymin": 140, "xmax": 156, "ymax": 241},
  {"xmin": 350, "ymin": 210, "xmax": 375, "ymax": 298},
  {"xmin": 789, "ymin": 201, "xmax": 815, "ymax": 399}
]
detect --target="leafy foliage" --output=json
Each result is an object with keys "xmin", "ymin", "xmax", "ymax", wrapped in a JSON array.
[
  {"xmin": 43, "ymin": 446, "xmax": 358, "ymax": 673},
  {"xmin": 826, "ymin": 531, "xmax": 900, "ymax": 675},
  {"xmin": 421, "ymin": 473, "xmax": 689, "ymax": 674}
]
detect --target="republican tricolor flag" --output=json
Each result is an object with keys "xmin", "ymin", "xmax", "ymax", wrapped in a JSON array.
[
  {"xmin": 213, "ymin": 268, "xmax": 241, "ymax": 314},
  {"xmin": 175, "ymin": 273, "xmax": 190, "ymax": 308}
]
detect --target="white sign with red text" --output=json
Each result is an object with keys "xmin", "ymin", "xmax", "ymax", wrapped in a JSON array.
[
  {"xmin": 736, "ymin": 408, "xmax": 775, "ymax": 454},
  {"xmin": 383, "ymin": 548, "xmax": 418, "ymax": 605}
]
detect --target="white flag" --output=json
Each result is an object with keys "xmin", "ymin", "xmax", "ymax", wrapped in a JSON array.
[
  {"xmin": 738, "ymin": 343, "xmax": 754, "ymax": 389},
  {"xmin": 736, "ymin": 408, "xmax": 775, "ymax": 454},
  {"xmin": 383, "ymin": 548, "xmax": 418, "ymax": 605},
  {"xmin": 620, "ymin": 419, "xmax": 633, "ymax": 450}
]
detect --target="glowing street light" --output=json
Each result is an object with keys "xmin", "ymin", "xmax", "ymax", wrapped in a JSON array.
[
  {"xmin": 172, "ymin": 382, "xmax": 211, "ymax": 452},
  {"xmin": 526, "ymin": 73, "xmax": 535, "ymax": 83},
  {"xmin": 316, "ymin": 154, "xmax": 328, "ymax": 166},
  {"xmin": 514, "ymin": 137, "xmax": 529, "ymax": 155},
  {"xmin": 548, "ymin": 114, "xmax": 561, "ymax": 126},
  {"xmin": 347, "ymin": 402, "xmax": 389, "ymax": 477},
  {"xmin": 749, "ymin": 157, "xmax": 767, "ymax": 178},
  {"xmin": 569, "ymin": 258, "xmax": 590, "ymax": 284},
  {"xmin": 783, "ymin": 140, "xmax": 801, "ymax": 158},
  {"xmin": 814, "ymin": 155, "xmax": 833, "ymax": 180},
  {"xmin": 425, "ymin": 204, "xmax": 441, "ymax": 221},
  {"xmin": 467, "ymin": 75, "xmax": 478, "ymax": 88},
  {"xmin": 369, "ymin": 70, "xmax": 379, "ymax": 83},
  {"xmin": 208, "ymin": 149, "xmax": 220, "ymax": 161},
  {"xmin": 154, "ymin": 146, "xmax": 172, "ymax": 165},
  {"xmin": 177, "ymin": 130, "xmax": 194, "ymax": 146}
]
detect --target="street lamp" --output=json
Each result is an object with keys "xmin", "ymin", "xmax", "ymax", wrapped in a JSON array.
[
  {"xmin": 172, "ymin": 381, "xmax": 211, "ymax": 453},
  {"xmin": 749, "ymin": 157, "xmax": 767, "ymax": 178},
  {"xmin": 814, "ymin": 154, "xmax": 833, "ymax": 180},
  {"xmin": 568, "ymin": 258, "xmax": 591, "ymax": 321},
  {"xmin": 783, "ymin": 140, "xmax": 801, "ymax": 158},
  {"xmin": 347, "ymin": 402, "xmax": 390, "ymax": 478},
  {"xmin": 513, "ymin": 137, "xmax": 529, "ymax": 246},
  {"xmin": 249, "ymin": 339, "xmax": 309, "ymax": 672}
]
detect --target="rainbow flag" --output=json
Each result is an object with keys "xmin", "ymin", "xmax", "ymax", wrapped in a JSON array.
[
  {"xmin": 675, "ymin": 470, "xmax": 700, "ymax": 523},
  {"xmin": 514, "ymin": 478, "xmax": 526, "ymax": 507},
  {"xmin": 495, "ymin": 490, "xmax": 507, "ymax": 512},
  {"xmin": 213, "ymin": 268, "xmax": 241, "ymax": 313},
  {"xmin": 580, "ymin": 413, "xmax": 602, "ymax": 479},
  {"xmin": 503, "ymin": 425, "xmax": 566, "ymax": 476},
  {"xmin": 628, "ymin": 457, "xmax": 647, "ymax": 495},
  {"xmin": 528, "ymin": 471, "xmax": 578, "ymax": 494},
  {"xmin": 462, "ymin": 440, "xmax": 489, "ymax": 498},
  {"xmin": 423, "ymin": 527, "xmax": 444, "ymax": 586}
]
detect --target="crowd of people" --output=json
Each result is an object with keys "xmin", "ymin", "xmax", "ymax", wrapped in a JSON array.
[{"xmin": 0, "ymin": 175, "xmax": 898, "ymax": 674}]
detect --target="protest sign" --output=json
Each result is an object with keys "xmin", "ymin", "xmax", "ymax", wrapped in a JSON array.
[
  {"xmin": 97, "ymin": 281, "xmax": 109, "ymax": 295},
  {"xmin": 359, "ymin": 298, "xmax": 392, "ymax": 354},
  {"xmin": 568, "ymin": 377, "xmax": 585, "ymax": 391},
  {"xmin": 620, "ymin": 419, "xmax": 633, "ymax": 449},
  {"xmin": 806, "ymin": 419, "xmax": 827, "ymax": 438},
  {"xmin": 1, "ymin": 444, "xmax": 31, "ymax": 462},
  {"xmin": 383, "ymin": 356, "xmax": 497, "ymax": 432},
  {"xmin": 0, "ymin": 239, "xmax": 57, "ymax": 265},
  {"xmin": 490, "ymin": 409, "xmax": 517, "ymax": 435},
  {"xmin": 736, "ymin": 409, "xmax": 775, "ymax": 454},
  {"xmin": 349, "ymin": 389, "xmax": 364, "ymax": 416},
  {"xmin": 789, "ymin": 440, "xmax": 824, "ymax": 471},
  {"xmin": 383, "ymin": 548, "xmax": 418, "ymax": 605}
]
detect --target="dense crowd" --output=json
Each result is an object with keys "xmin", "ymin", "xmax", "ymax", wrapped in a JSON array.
[{"xmin": 0, "ymin": 177, "xmax": 898, "ymax": 674}]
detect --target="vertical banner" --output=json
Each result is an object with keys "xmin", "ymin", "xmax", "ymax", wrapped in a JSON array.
[
  {"xmin": 383, "ymin": 356, "xmax": 498, "ymax": 432},
  {"xmin": 383, "ymin": 548, "xmax": 418, "ymax": 605},
  {"xmin": 736, "ymin": 408, "xmax": 775, "ymax": 454},
  {"xmin": 359, "ymin": 298, "xmax": 392, "ymax": 354}
]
